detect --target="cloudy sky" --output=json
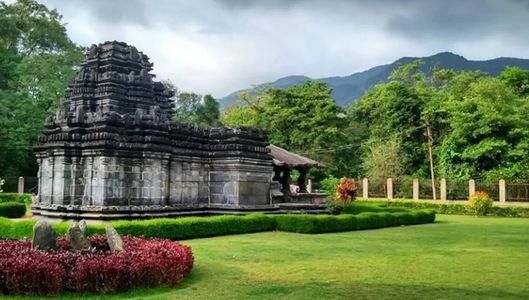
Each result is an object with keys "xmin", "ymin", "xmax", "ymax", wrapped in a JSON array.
[{"xmin": 38, "ymin": 0, "xmax": 529, "ymax": 97}]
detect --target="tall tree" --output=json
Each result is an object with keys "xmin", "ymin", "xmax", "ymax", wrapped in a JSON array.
[
  {"xmin": 0, "ymin": 0, "xmax": 82, "ymax": 177},
  {"xmin": 438, "ymin": 77, "xmax": 529, "ymax": 179},
  {"xmin": 222, "ymin": 81, "xmax": 362, "ymax": 180},
  {"xmin": 172, "ymin": 89, "xmax": 222, "ymax": 127},
  {"xmin": 352, "ymin": 61, "xmax": 431, "ymax": 177},
  {"xmin": 362, "ymin": 137, "xmax": 406, "ymax": 181},
  {"xmin": 194, "ymin": 94, "xmax": 221, "ymax": 127}
]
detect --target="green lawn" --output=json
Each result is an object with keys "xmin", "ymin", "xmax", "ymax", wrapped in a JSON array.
[{"xmin": 7, "ymin": 215, "xmax": 529, "ymax": 299}]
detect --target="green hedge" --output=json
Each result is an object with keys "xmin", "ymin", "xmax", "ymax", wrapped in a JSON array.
[
  {"xmin": 0, "ymin": 202, "xmax": 26, "ymax": 218},
  {"xmin": 104, "ymin": 213, "xmax": 277, "ymax": 240},
  {"xmin": 360, "ymin": 200, "xmax": 529, "ymax": 218},
  {"xmin": 275, "ymin": 210, "xmax": 436, "ymax": 233},
  {"xmin": 342, "ymin": 203, "xmax": 409, "ymax": 215},
  {"xmin": 0, "ymin": 210, "xmax": 436, "ymax": 240},
  {"xmin": 0, "ymin": 193, "xmax": 32, "ymax": 204}
]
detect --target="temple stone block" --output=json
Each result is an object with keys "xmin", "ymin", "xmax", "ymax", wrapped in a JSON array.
[{"xmin": 33, "ymin": 41, "xmax": 274, "ymax": 220}]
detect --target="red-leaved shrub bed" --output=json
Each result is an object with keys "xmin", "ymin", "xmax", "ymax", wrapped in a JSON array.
[{"xmin": 0, "ymin": 235, "xmax": 193, "ymax": 295}]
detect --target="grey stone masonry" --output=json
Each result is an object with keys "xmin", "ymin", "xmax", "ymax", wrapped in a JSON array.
[{"xmin": 33, "ymin": 41, "xmax": 275, "ymax": 220}]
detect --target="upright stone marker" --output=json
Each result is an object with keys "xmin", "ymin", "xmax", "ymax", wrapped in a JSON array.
[
  {"xmin": 106, "ymin": 225, "xmax": 123, "ymax": 252},
  {"xmin": 32, "ymin": 221, "xmax": 57, "ymax": 250},
  {"xmin": 68, "ymin": 221, "xmax": 91, "ymax": 251},
  {"xmin": 78, "ymin": 219, "xmax": 87, "ymax": 236}
]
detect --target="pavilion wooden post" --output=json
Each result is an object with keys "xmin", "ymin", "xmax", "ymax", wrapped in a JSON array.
[
  {"xmin": 272, "ymin": 167, "xmax": 282, "ymax": 182},
  {"xmin": 297, "ymin": 168, "xmax": 308, "ymax": 193},
  {"xmin": 280, "ymin": 169, "xmax": 291, "ymax": 196}
]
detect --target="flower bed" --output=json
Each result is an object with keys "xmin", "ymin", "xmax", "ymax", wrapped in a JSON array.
[{"xmin": 0, "ymin": 235, "xmax": 193, "ymax": 295}]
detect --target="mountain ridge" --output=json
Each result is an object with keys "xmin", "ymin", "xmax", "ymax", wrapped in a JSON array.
[{"xmin": 219, "ymin": 52, "xmax": 529, "ymax": 107}]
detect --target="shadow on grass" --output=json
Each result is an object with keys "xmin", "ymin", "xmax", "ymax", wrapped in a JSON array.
[{"xmin": 434, "ymin": 220, "xmax": 451, "ymax": 224}]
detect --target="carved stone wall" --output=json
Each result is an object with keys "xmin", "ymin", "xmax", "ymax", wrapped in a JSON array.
[{"xmin": 33, "ymin": 41, "xmax": 274, "ymax": 220}]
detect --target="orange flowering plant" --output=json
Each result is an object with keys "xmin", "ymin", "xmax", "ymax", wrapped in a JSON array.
[
  {"xmin": 335, "ymin": 178, "xmax": 357, "ymax": 204},
  {"xmin": 468, "ymin": 191, "xmax": 493, "ymax": 216}
]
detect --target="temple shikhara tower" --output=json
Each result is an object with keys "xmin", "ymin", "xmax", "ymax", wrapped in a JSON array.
[{"xmin": 33, "ymin": 41, "xmax": 275, "ymax": 220}]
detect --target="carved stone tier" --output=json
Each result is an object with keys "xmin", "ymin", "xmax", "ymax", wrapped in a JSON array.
[{"xmin": 33, "ymin": 41, "xmax": 281, "ymax": 220}]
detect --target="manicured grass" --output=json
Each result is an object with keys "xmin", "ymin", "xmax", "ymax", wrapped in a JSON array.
[{"xmin": 4, "ymin": 215, "xmax": 529, "ymax": 299}]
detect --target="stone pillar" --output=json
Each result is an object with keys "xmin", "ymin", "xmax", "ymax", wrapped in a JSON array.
[
  {"xmin": 362, "ymin": 178, "xmax": 368, "ymax": 199},
  {"xmin": 307, "ymin": 179, "xmax": 312, "ymax": 193},
  {"xmin": 468, "ymin": 179, "xmax": 475, "ymax": 199},
  {"xmin": 412, "ymin": 178, "xmax": 419, "ymax": 200},
  {"xmin": 499, "ymin": 179, "xmax": 506, "ymax": 203},
  {"xmin": 297, "ymin": 168, "xmax": 308, "ymax": 193},
  {"xmin": 18, "ymin": 177, "xmax": 24, "ymax": 194},
  {"xmin": 387, "ymin": 178, "xmax": 393, "ymax": 200},
  {"xmin": 440, "ymin": 179, "xmax": 447, "ymax": 201}
]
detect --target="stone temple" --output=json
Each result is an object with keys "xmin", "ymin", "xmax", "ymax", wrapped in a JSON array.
[{"xmin": 33, "ymin": 41, "xmax": 325, "ymax": 220}]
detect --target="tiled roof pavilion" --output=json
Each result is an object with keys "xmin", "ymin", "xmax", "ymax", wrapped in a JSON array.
[
  {"xmin": 269, "ymin": 144, "xmax": 324, "ymax": 169},
  {"xmin": 268, "ymin": 144, "xmax": 324, "ymax": 194}
]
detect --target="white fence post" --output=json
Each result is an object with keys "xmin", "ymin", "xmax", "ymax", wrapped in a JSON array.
[
  {"xmin": 412, "ymin": 178, "xmax": 419, "ymax": 200},
  {"xmin": 440, "ymin": 179, "xmax": 447, "ymax": 201},
  {"xmin": 362, "ymin": 178, "xmax": 368, "ymax": 199},
  {"xmin": 468, "ymin": 179, "xmax": 475, "ymax": 199},
  {"xmin": 387, "ymin": 178, "xmax": 393, "ymax": 200},
  {"xmin": 499, "ymin": 179, "xmax": 506, "ymax": 203},
  {"xmin": 17, "ymin": 177, "xmax": 24, "ymax": 194}
]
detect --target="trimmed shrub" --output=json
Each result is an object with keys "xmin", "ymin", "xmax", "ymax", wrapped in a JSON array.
[
  {"xmin": 342, "ymin": 203, "xmax": 408, "ymax": 215},
  {"xmin": 0, "ymin": 235, "xmax": 193, "ymax": 295},
  {"xmin": 362, "ymin": 199, "xmax": 529, "ymax": 218},
  {"xmin": 488, "ymin": 206, "xmax": 529, "ymax": 218},
  {"xmin": 0, "ymin": 202, "xmax": 26, "ymax": 218},
  {"xmin": 0, "ymin": 193, "xmax": 31, "ymax": 204},
  {"xmin": 109, "ymin": 213, "xmax": 276, "ymax": 240},
  {"xmin": 467, "ymin": 191, "xmax": 494, "ymax": 216},
  {"xmin": 0, "ymin": 210, "xmax": 436, "ymax": 241},
  {"xmin": 275, "ymin": 210, "xmax": 436, "ymax": 233}
]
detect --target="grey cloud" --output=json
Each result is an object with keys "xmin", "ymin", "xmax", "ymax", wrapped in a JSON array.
[
  {"xmin": 91, "ymin": 0, "xmax": 149, "ymax": 26},
  {"xmin": 37, "ymin": 0, "xmax": 529, "ymax": 97},
  {"xmin": 214, "ymin": 0, "xmax": 305, "ymax": 10},
  {"xmin": 385, "ymin": 0, "xmax": 529, "ymax": 41},
  {"xmin": 46, "ymin": 0, "xmax": 149, "ymax": 26}
]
